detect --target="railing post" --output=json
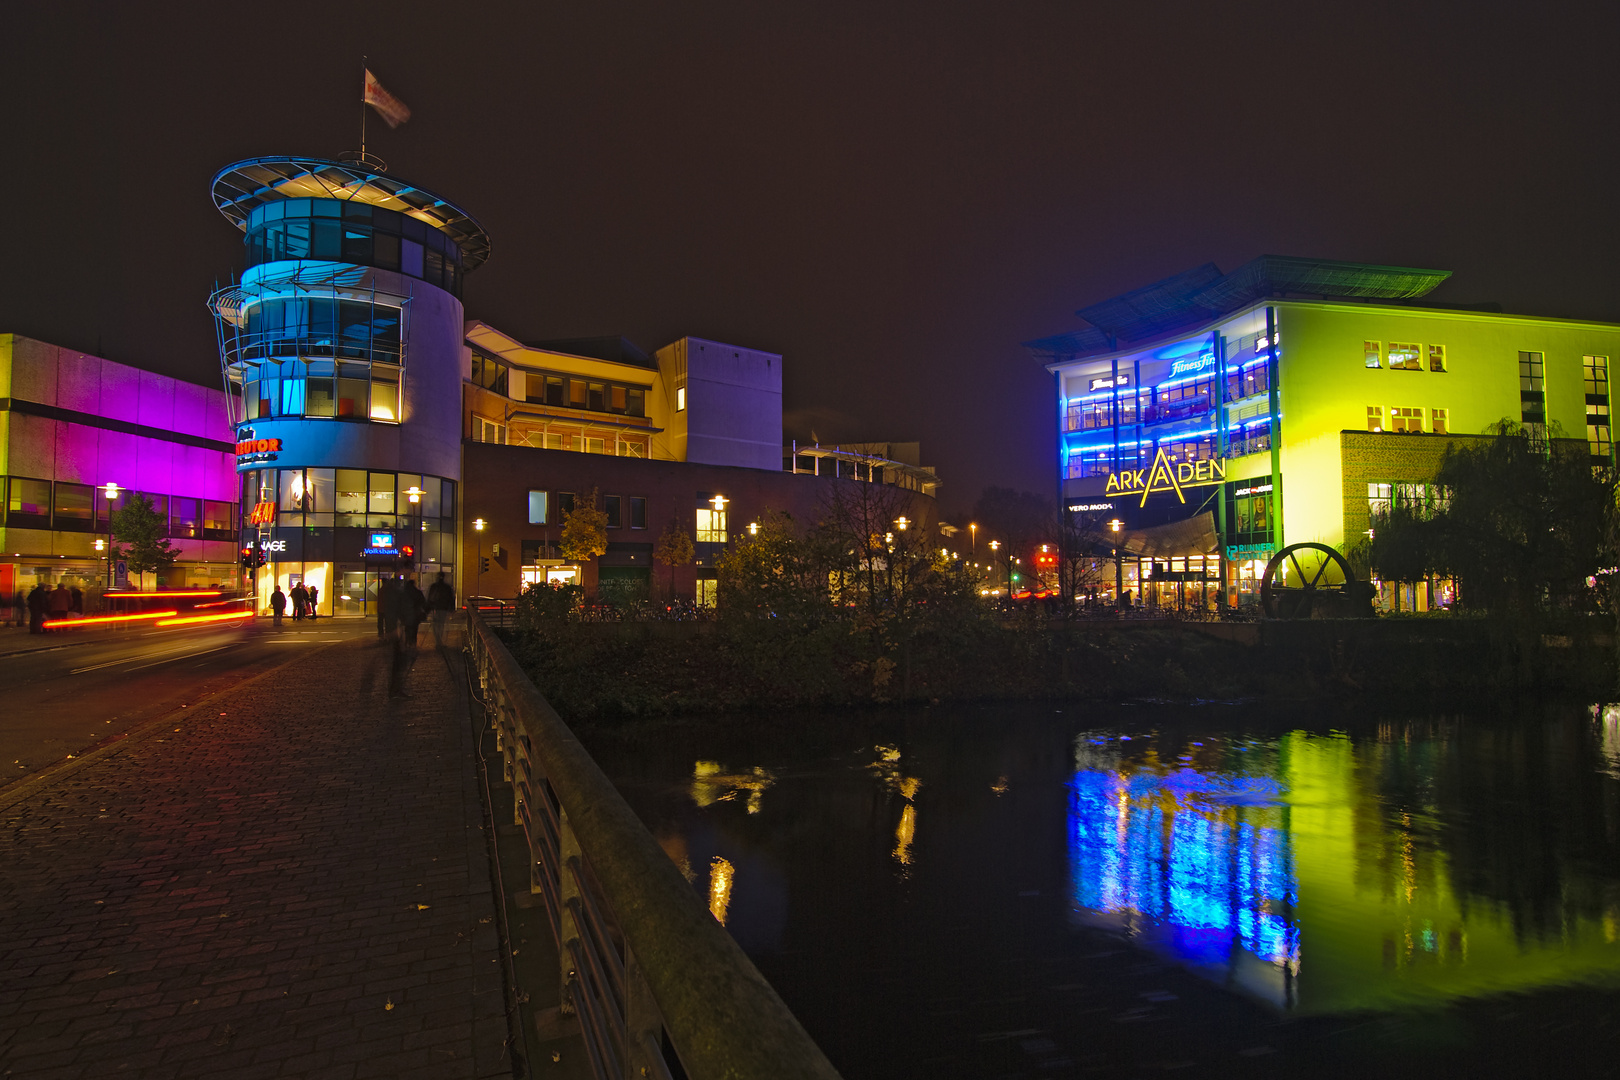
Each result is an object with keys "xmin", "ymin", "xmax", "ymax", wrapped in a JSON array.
[
  {"xmin": 624, "ymin": 945, "xmax": 669, "ymax": 1080},
  {"xmin": 557, "ymin": 807, "xmax": 584, "ymax": 1016}
]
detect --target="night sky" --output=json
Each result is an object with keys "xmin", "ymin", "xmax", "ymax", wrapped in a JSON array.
[{"xmin": 6, "ymin": 2, "xmax": 1618, "ymax": 515}]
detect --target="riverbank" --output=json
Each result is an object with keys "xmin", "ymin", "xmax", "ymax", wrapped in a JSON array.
[{"xmin": 499, "ymin": 613, "xmax": 1617, "ymax": 725}]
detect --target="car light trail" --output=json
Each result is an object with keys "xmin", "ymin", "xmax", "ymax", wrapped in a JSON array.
[
  {"xmin": 43, "ymin": 610, "xmax": 179, "ymax": 629},
  {"xmin": 154, "ymin": 612, "xmax": 256, "ymax": 628}
]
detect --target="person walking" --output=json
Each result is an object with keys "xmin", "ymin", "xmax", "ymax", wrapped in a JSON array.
[
  {"xmin": 378, "ymin": 575, "xmax": 401, "ymax": 640},
  {"xmin": 48, "ymin": 583, "xmax": 72, "ymax": 626},
  {"xmin": 306, "ymin": 584, "xmax": 319, "ymax": 619},
  {"xmin": 290, "ymin": 582, "xmax": 309, "ymax": 621},
  {"xmin": 26, "ymin": 583, "xmax": 47, "ymax": 634},
  {"xmin": 270, "ymin": 584, "xmax": 287, "ymax": 626},
  {"xmin": 402, "ymin": 578, "xmax": 428, "ymax": 649},
  {"xmin": 426, "ymin": 571, "xmax": 454, "ymax": 649}
]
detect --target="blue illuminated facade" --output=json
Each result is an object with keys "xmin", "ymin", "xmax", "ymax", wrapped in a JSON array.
[{"xmin": 209, "ymin": 157, "xmax": 489, "ymax": 615}]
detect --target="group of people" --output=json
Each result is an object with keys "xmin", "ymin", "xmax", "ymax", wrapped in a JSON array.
[
  {"xmin": 267, "ymin": 581, "xmax": 320, "ymax": 623},
  {"xmin": 20, "ymin": 582, "xmax": 83, "ymax": 633},
  {"xmin": 376, "ymin": 571, "xmax": 456, "ymax": 648}
]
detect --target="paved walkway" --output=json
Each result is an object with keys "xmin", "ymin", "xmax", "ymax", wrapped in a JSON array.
[{"xmin": 0, "ymin": 634, "xmax": 512, "ymax": 1079}]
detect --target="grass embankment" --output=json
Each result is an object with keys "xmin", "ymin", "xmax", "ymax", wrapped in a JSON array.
[{"xmin": 499, "ymin": 612, "xmax": 1619, "ymax": 726}]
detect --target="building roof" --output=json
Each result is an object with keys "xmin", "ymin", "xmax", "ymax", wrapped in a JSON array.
[
  {"xmin": 1025, "ymin": 255, "xmax": 1452, "ymax": 361},
  {"xmin": 211, "ymin": 156, "xmax": 491, "ymax": 270},
  {"xmin": 526, "ymin": 336, "xmax": 655, "ymax": 371}
]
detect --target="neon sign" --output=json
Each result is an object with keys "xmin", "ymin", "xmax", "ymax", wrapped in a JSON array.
[
  {"xmin": 235, "ymin": 437, "xmax": 282, "ymax": 455},
  {"xmin": 1168, "ymin": 353, "xmax": 1215, "ymax": 379},
  {"xmin": 363, "ymin": 532, "xmax": 399, "ymax": 557},
  {"xmin": 247, "ymin": 501, "xmax": 277, "ymax": 525},
  {"xmin": 259, "ymin": 539, "xmax": 287, "ymax": 552},
  {"xmin": 1089, "ymin": 374, "xmax": 1131, "ymax": 391},
  {"xmin": 1104, "ymin": 448, "xmax": 1227, "ymax": 507}
]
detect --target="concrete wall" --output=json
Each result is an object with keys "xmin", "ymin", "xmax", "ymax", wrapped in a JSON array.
[{"xmin": 658, "ymin": 337, "xmax": 783, "ymax": 471}]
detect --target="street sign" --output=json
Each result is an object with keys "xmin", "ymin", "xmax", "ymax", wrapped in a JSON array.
[{"xmin": 114, "ymin": 561, "xmax": 129, "ymax": 589}]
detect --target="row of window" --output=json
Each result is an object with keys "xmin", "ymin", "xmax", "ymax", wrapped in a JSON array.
[
  {"xmin": 1367, "ymin": 482, "xmax": 1449, "ymax": 520},
  {"xmin": 1365, "ymin": 341, "xmax": 1447, "ymax": 371},
  {"xmin": 473, "ymin": 417, "xmax": 652, "ymax": 458},
  {"xmin": 1066, "ymin": 437, "xmax": 1218, "ymax": 479},
  {"xmin": 1367, "ymin": 406, "xmax": 1450, "ymax": 434},
  {"xmin": 240, "ymin": 358, "xmax": 402, "ymax": 423},
  {"xmin": 243, "ymin": 199, "xmax": 464, "ymax": 296},
  {"xmin": 1065, "ymin": 366, "xmax": 1273, "ymax": 432},
  {"xmin": 526, "ymin": 490, "xmax": 648, "ymax": 531},
  {"xmin": 238, "ymin": 298, "xmax": 402, "ymax": 364},
  {"xmin": 240, "ymin": 469, "xmax": 455, "ymax": 528},
  {"xmin": 469, "ymin": 352, "xmax": 654, "ymax": 419},
  {"xmin": 4, "ymin": 477, "xmax": 235, "ymax": 538}
]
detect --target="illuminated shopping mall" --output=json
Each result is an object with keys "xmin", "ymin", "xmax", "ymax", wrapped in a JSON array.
[{"xmin": 1027, "ymin": 256, "xmax": 1620, "ymax": 611}]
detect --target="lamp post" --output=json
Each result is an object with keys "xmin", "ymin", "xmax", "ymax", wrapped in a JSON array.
[
  {"xmin": 1109, "ymin": 518, "xmax": 1124, "ymax": 610},
  {"xmin": 101, "ymin": 482, "xmax": 122, "ymax": 590},
  {"xmin": 988, "ymin": 540, "xmax": 1002, "ymax": 602},
  {"xmin": 970, "ymin": 522, "xmax": 977, "ymax": 555},
  {"xmin": 473, "ymin": 518, "xmax": 486, "ymax": 598},
  {"xmin": 404, "ymin": 486, "xmax": 424, "ymax": 580}
]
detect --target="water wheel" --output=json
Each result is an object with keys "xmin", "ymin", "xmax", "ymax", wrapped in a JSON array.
[{"xmin": 1260, "ymin": 542, "xmax": 1368, "ymax": 618}]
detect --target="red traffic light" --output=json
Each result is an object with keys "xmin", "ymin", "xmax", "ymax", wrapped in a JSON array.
[{"xmin": 401, "ymin": 544, "xmax": 415, "ymax": 558}]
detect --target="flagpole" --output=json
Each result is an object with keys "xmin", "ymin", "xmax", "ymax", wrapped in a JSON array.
[{"xmin": 360, "ymin": 56, "xmax": 368, "ymax": 160}]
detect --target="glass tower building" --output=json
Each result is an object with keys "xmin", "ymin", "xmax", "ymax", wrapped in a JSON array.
[{"xmin": 209, "ymin": 156, "xmax": 490, "ymax": 616}]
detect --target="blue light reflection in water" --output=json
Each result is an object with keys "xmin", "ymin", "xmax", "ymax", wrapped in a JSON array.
[{"xmin": 1069, "ymin": 739, "xmax": 1300, "ymax": 990}]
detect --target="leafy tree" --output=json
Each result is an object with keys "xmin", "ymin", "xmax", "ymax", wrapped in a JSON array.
[
  {"xmin": 653, "ymin": 520, "xmax": 695, "ymax": 599},
  {"xmin": 1367, "ymin": 422, "xmax": 1613, "ymax": 616},
  {"xmin": 558, "ymin": 487, "xmax": 609, "ymax": 563},
  {"xmin": 111, "ymin": 493, "xmax": 179, "ymax": 578},
  {"xmin": 715, "ymin": 510, "xmax": 832, "ymax": 620}
]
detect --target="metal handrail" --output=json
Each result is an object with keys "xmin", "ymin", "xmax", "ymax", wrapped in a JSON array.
[{"xmin": 465, "ymin": 608, "xmax": 842, "ymax": 1080}]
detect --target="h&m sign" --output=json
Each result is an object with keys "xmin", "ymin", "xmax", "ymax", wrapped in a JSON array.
[{"xmin": 1104, "ymin": 448, "xmax": 1227, "ymax": 507}]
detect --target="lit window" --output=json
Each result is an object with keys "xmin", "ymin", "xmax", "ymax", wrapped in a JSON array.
[
  {"xmin": 527, "ymin": 490, "xmax": 548, "ymax": 525},
  {"xmin": 1390, "ymin": 407, "xmax": 1423, "ymax": 433},
  {"xmin": 1428, "ymin": 344, "xmax": 1446, "ymax": 372},
  {"xmin": 473, "ymin": 416, "xmax": 505, "ymax": 444},
  {"xmin": 1388, "ymin": 343, "xmax": 1423, "ymax": 371},
  {"xmin": 1431, "ymin": 408, "xmax": 1448, "ymax": 434},
  {"xmin": 1584, "ymin": 355, "xmax": 1609, "ymax": 397},
  {"xmin": 676, "ymin": 385, "xmax": 686, "ymax": 411},
  {"xmin": 1368, "ymin": 483, "xmax": 1393, "ymax": 520},
  {"xmin": 1364, "ymin": 341, "xmax": 1382, "ymax": 369},
  {"xmin": 695, "ymin": 508, "xmax": 727, "ymax": 543},
  {"xmin": 1367, "ymin": 406, "xmax": 1383, "ymax": 432},
  {"xmin": 695, "ymin": 577, "xmax": 718, "ymax": 607},
  {"xmin": 618, "ymin": 439, "xmax": 647, "ymax": 458},
  {"xmin": 586, "ymin": 437, "xmax": 606, "ymax": 455}
]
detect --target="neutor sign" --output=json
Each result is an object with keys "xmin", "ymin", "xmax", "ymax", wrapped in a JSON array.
[{"xmin": 1104, "ymin": 448, "xmax": 1227, "ymax": 507}]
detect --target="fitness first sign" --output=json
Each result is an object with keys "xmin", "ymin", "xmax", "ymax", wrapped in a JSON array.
[{"xmin": 1104, "ymin": 449, "xmax": 1228, "ymax": 507}]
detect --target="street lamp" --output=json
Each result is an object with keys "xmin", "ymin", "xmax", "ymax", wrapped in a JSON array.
[
  {"xmin": 473, "ymin": 518, "xmax": 486, "ymax": 597},
  {"xmin": 1109, "ymin": 518, "xmax": 1124, "ymax": 609},
  {"xmin": 100, "ymin": 482, "xmax": 122, "ymax": 589},
  {"xmin": 970, "ymin": 522, "xmax": 977, "ymax": 554},
  {"xmin": 894, "ymin": 516, "xmax": 909, "ymax": 531},
  {"xmin": 405, "ymin": 486, "xmax": 424, "ymax": 579}
]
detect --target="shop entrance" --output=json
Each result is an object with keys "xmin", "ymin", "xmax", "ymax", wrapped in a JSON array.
[{"xmin": 336, "ymin": 565, "xmax": 412, "ymax": 617}]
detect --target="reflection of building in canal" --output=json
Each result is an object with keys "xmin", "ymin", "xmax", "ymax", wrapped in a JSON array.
[
  {"xmin": 690, "ymin": 760, "xmax": 775, "ymax": 815},
  {"xmin": 868, "ymin": 745, "xmax": 923, "ymax": 873},
  {"xmin": 1070, "ymin": 728, "xmax": 1620, "ymax": 1013}
]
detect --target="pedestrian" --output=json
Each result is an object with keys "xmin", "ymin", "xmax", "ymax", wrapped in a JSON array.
[
  {"xmin": 48, "ymin": 583, "xmax": 72, "ymax": 625},
  {"xmin": 306, "ymin": 583, "xmax": 319, "ymax": 619},
  {"xmin": 290, "ymin": 581, "xmax": 309, "ymax": 621},
  {"xmin": 379, "ymin": 575, "xmax": 401, "ymax": 640},
  {"xmin": 270, "ymin": 584, "xmax": 287, "ymax": 626},
  {"xmin": 426, "ymin": 571, "xmax": 454, "ymax": 648},
  {"xmin": 402, "ymin": 578, "xmax": 428, "ymax": 649},
  {"xmin": 70, "ymin": 584, "xmax": 84, "ymax": 617},
  {"xmin": 26, "ymin": 583, "xmax": 47, "ymax": 634}
]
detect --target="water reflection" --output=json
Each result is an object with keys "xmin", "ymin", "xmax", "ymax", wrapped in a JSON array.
[
  {"xmin": 708, "ymin": 855, "xmax": 735, "ymax": 925},
  {"xmin": 1068, "ymin": 721, "xmax": 1620, "ymax": 1012},
  {"xmin": 869, "ymin": 745, "xmax": 923, "ymax": 875},
  {"xmin": 691, "ymin": 760, "xmax": 775, "ymax": 814}
]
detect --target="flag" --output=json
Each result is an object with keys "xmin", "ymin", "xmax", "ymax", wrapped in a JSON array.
[{"xmin": 363, "ymin": 69, "xmax": 411, "ymax": 129}]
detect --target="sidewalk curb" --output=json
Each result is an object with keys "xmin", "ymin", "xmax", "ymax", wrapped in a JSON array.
[
  {"xmin": 0, "ymin": 636, "xmax": 345, "ymax": 812},
  {"xmin": 0, "ymin": 637, "xmax": 105, "ymax": 660}
]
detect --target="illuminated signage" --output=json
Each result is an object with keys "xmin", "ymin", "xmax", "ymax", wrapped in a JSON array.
[
  {"xmin": 1225, "ymin": 543, "xmax": 1275, "ymax": 559},
  {"xmin": 1088, "ymin": 374, "xmax": 1131, "ymax": 391},
  {"xmin": 1233, "ymin": 483, "xmax": 1273, "ymax": 497},
  {"xmin": 259, "ymin": 539, "xmax": 287, "ymax": 552},
  {"xmin": 247, "ymin": 501, "xmax": 277, "ymax": 525},
  {"xmin": 1068, "ymin": 501, "xmax": 1116, "ymax": 512},
  {"xmin": 1168, "ymin": 353, "xmax": 1215, "ymax": 379},
  {"xmin": 235, "ymin": 437, "xmax": 283, "ymax": 455},
  {"xmin": 363, "ymin": 532, "xmax": 399, "ymax": 557},
  {"xmin": 1104, "ymin": 448, "xmax": 1227, "ymax": 507}
]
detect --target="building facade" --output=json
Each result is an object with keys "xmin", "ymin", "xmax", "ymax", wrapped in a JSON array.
[
  {"xmin": 1028, "ymin": 257, "xmax": 1620, "ymax": 611},
  {"xmin": 0, "ymin": 334, "xmax": 241, "ymax": 606}
]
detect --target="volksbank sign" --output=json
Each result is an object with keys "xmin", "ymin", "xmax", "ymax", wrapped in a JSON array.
[{"xmin": 1103, "ymin": 449, "xmax": 1228, "ymax": 507}]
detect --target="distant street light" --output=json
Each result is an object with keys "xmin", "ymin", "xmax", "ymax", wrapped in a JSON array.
[
  {"xmin": 970, "ymin": 522, "xmax": 977, "ymax": 554},
  {"xmin": 405, "ymin": 486, "xmax": 424, "ymax": 579},
  {"xmin": 100, "ymin": 483, "xmax": 122, "ymax": 589},
  {"xmin": 1109, "ymin": 518, "xmax": 1124, "ymax": 608},
  {"xmin": 473, "ymin": 518, "xmax": 486, "ymax": 598}
]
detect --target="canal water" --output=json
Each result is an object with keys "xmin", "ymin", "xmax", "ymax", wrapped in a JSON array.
[{"xmin": 589, "ymin": 699, "xmax": 1620, "ymax": 1078}]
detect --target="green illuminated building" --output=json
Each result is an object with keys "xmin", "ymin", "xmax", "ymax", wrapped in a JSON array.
[{"xmin": 1027, "ymin": 257, "xmax": 1620, "ymax": 609}]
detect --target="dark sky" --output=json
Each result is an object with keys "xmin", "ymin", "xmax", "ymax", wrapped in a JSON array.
[{"xmin": 6, "ymin": 2, "xmax": 1618, "ymax": 515}]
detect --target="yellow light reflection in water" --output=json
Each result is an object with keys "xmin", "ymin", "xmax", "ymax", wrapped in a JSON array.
[
  {"xmin": 708, "ymin": 856, "xmax": 734, "ymax": 925},
  {"xmin": 991, "ymin": 776, "xmax": 1009, "ymax": 796},
  {"xmin": 691, "ymin": 761, "xmax": 775, "ymax": 814},
  {"xmin": 893, "ymin": 804, "xmax": 917, "ymax": 867}
]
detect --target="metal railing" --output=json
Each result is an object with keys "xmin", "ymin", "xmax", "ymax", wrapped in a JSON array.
[{"xmin": 465, "ymin": 608, "xmax": 842, "ymax": 1080}]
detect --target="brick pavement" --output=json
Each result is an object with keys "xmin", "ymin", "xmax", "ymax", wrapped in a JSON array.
[{"xmin": 0, "ymin": 634, "xmax": 513, "ymax": 1079}]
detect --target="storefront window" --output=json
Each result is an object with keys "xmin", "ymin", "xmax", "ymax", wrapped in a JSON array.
[
  {"xmin": 52, "ymin": 482, "xmax": 94, "ymax": 533},
  {"xmin": 170, "ymin": 497, "xmax": 201, "ymax": 539},
  {"xmin": 335, "ymin": 470, "xmax": 367, "ymax": 523},
  {"xmin": 368, "ymin": 473, "xmax": 396, "ymax": 516}
]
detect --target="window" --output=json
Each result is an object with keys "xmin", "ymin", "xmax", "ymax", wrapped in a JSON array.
[
  {"xmin": 588, "ymin": 383, "xmax": 606, "ymax": 412},
  {"xmin": 1368, "ymin": 483, "xmax": 1393, "ymax": 520},
  {"xmin": 1367, "ymin": 406, "xmax": 1384, "ymax": 432},
  {"xmin": 618, "ymin": 439, "xmax": 647, "ymax": 458},
  {"xmin": 695, "ymin": 507, "xmax": 728, "ymax": 543},
  {"xmin": 1390, "ymin": 407, "xmax": 1424, "ymax": 433},
  {"xmin": 604, "ymin": 495, "xmax": 622, "ymax": 529},
  {"xmin": 528, "ymin": 490, "xmax": 548, "ymax": 525},
  {"xmin": 676, "ymin": 385, "xmax": 687, "ymax": 411},
  {"xmin": 203, "ymin": 500, "xmax": 235, "ymax": 540},
  {"xmin": 1364, "ymin": 341, "xmax": 1382, "ymax": 369},
  {"xmin": 586, "ymin": 437, "xmax": 606, "ymax": 455},
  {"xmin": 335, "ymin": 469, "xmax": 368, "ymax": 521},
  {"xmin": 570, "ymin": 380, "xmax": 588, "ymax": 408},
  {"xmin": 557, "ymin": 492, "xmax": 575, "ymax": 518},
  {"xmin": 610, "ymin": 386, "xmax": 627, "ymax": 413},
  {"xmin": 1519, "ymin": 350, "xmax": 1546, "ymax": 438},
  {"xmin": 1519, "ymin": 350, "xmax": 1545, "ymax": 392},
  {"xmin": 627, "ymin": 388, "xmax": 645, "ymax": 417},
  {"xmin": 368, "ymin": 472, "xmax": 396, "ymax": 516},
  {"xmin": 469, "ymin": 352, "xmax": 509, "ymax": 396},
  {"xmin": 1431, "ymin": 408, "xmax": 1449, "ymax": 434},
  {"xmin": 1585, "ymin": 355, "xmax": 1609, "ymax": 397},
  {"xmin": 629, "ymin": 497, "xmax": 646, "ymax": 530},
  {"xmin": 1429, "ymin": 345, "xmax": 1446, "ymax": 372},
  {"xmin": 473, "ymin": 416, "xmax": 506, "ymax": 444},
  {"xmin": 1388, "ymin": 343, "xmax": 1423, "ymax": 371},
  {"xmin": 52, "ymin": 482, "xmax": 93, "ymax": 533}
]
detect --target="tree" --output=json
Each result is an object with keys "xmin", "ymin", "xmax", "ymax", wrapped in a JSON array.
[
  {"xmin": 653, "ymin": 520, "xmax": 695, "ymax": 600},
  {"xmin": 558, "ymin": 487, "xmax": 609, "ymax": 563},
  {"xmin": 1366, "ymin": 422, "xmax": 1613, "ymax": 616},
  {"xmin": 111, "ymin": 493, "xmax": 179, "ymax": 578},
  {"xmin": 715, "ymin": 511, "xmax": 829, "ymax": 619}
]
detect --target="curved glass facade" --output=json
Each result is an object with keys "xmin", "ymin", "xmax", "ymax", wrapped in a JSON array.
[
  {"xmin": 222, "ymin": 297, "xmax": 405, "ymax": 425},
  {"xmin": 244, "ymin": 199, "xmax": 463, "ymax": 296}
]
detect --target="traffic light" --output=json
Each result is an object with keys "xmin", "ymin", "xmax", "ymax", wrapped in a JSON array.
[
  {"xmin": 401, "ymin": 544, "xmax": 415, "ymax": 559},
  {"xmin": 480, "ymin": 557, "xmax": 490, "ymax": 573},
  {"xmin": 239, "ymin": 547, "xmax": 254, "ymax": 569}
]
